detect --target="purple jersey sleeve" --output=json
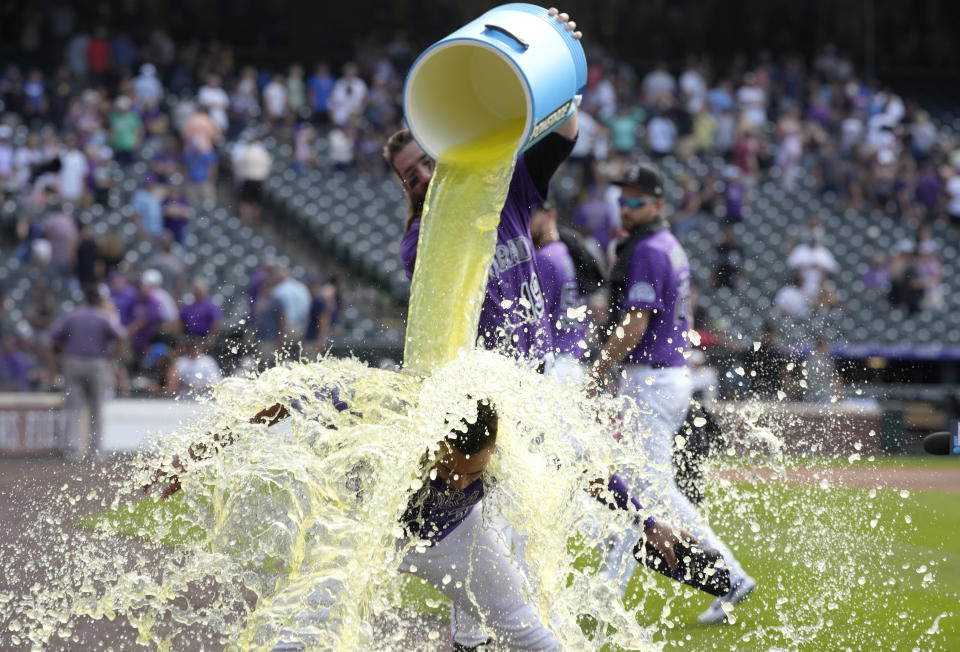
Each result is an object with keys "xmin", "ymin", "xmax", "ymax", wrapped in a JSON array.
[
  {"xmin": 623, "ymin": 247, "xmax": 667, "ymax": 312},
  {"xmin": 401, "ymin": 219, "xmax": 420, "ymax": 280}
]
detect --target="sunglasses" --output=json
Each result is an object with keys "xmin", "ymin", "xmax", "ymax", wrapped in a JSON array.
[{"xmin": 619, "ymin": 196, "xmax": 657, "ymax": 210}]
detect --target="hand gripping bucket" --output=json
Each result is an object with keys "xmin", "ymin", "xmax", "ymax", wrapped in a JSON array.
[{"xmin": 403, "ymin": 3, "xmax": 588, "ymax": 159}]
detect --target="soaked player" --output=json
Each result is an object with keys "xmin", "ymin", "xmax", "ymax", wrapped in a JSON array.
[
  {"xmin": 529, "ymin": 200, "xmax": 590, "ymax": 384},
  {"xmin": 590, "ymin": 163, "xmax": 756, "ymax": 624}
]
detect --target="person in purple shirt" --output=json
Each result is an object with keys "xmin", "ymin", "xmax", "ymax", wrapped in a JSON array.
[
  {"xmin": 529, "ymin": 201, "xmax": 588, "ymax": 383},
  {"xmin": 385, "ymin": 88, "xmax": 580, "ymax": 367},
  {"xmin": 589, "ymin": 162, "xmax": 755, "ymax": 624},
  {"xmin": 129, "ymin": 277, "xmax": 168, "ymax": 355},
  {"xmin": 180, "ymin": 278, "xmax": 223, "ymax": 344},
  {"xmin": 48, "ymin": 285, "xmax": 126, "ymax": 459},
  {"xmin": 108, "ymin": 271, "xmax": 138, "ymax": 326},
  {"xmin": 572, "ymin": 185, "xmax": 618, "ymax": 252},
  {"xmin": 0, "ymin": 333, "xmax": 31, "ymax": 392}
]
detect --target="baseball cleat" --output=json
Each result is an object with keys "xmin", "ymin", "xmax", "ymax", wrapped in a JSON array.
[{"xmin": 697, "ymin": 575, "xmax": 756, "ymax": 624}]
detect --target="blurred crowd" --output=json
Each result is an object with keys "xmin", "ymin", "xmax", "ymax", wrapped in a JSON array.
[
  {"xmin": 0, "ymin": 28, "xmax": 346, "ymax": 400},
  {"xmin": 1, "ymin": 21, "xmax": 958, "ymax": 413}
]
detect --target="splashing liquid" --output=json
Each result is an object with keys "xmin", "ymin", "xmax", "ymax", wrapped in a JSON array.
[
  {"xmin": 6, "ymin": 122, "xmax": 953, "ymax": 651},
  {"xmin": 403, "ymin": 117, "xmax": 523, "ymax": 373}
]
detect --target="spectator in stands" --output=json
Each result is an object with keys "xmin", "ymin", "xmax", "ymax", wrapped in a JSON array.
[
  {"xmin": 47, "ymin": 284, "xmax": 126, "ymax": 460},
  {"xmin": 0, "ymin": 331, "xmax": 32, "ymax": 392},
  {"xmin": 916, "ymin": 240, "xmax": 944, "ymax": 311},
  {"xmin": 733, "ymin": 128, "xmax": 760, "ymax": 181},
  {"xmin": 25, "ymin": 278, "xmax": 57, "ymax": 333},
  {"xmin": 107, "ymin": 270, "xmax": 137, "ymax": 326},
  {"xmin": 328, "ymin": 120, "xmax": 357, "ymax": 171},
  {"xmin": 605, "ymin": 106, "xmax": 644, "ymax": 155},
  {"xmin": 775, "ymin": 108, "xmax": 804, "ymax": 190},
  {"xmin": 183, "ymin": 137, "xmax": 218, "ymax": 206},
  {"xmin": 641, "ymin": 61, "xmax": 676, "ymax": 109},
  {"xmin": 146, "ymin": 234, "xmax": 187, "ymax": 298},
  {"xmin": 272, "ymin": 266, "xmax": 311, "ymax": 339},
  {"xmin": 74, "ymin": 223, "xmax": 99, "ymax": 286},
  {"xmin": 945, "ymin": 165, "xmax": 960, "ymax": 228},
  {"xmin": 133, "ymin": 63, "xmax": 164, "ymax": 108},
  {"xmin": 292, "ymin": 122, "xmax": 317, "ymax": 175},
  {"xmin": 787, "ymin": 219, "xmax": 838, "ymax": 295},
  {"xmin": 58, "ymin": 133, "xmax": 88, "ymax": 203},
  {"xmin": 646, "ymin": 106, "xmax": 678, "ymax": 157},
  {"xmin": 328, "ymin": 62, "xmax": 367, "ymax": 127},
  {"xmin": 180, "ymin": 277, "xmax": 223, "ymax": 346},
  {"xmin": 110, "ymin": 96, "xmax": 143, "ymax": 166},
  {"xmin": 308, "ymin": 62, "xmax": 335, "ymax": 122},
  {"xmin": 887, "ymin": 240, "xmax": 923, "ymax": 314},
  {"xmin": 129, "ymin": 269, "xmax": 171, "ymax": 358},
  {"xmin": 861, "ymin": 252, "xmax": 890, "ymax": 294},
  {"xmin": 43, "ymin": 204, "xmax": 78, "ymax": 277},
  {"xmin": 803, "ymin": 338, "xmax": 839, "ymax": 404},
  {"xmin": 233, "ymin": 133, "xmax": 272, "ymax": 225},
  {"xmin": 166, "ymin": 336, "xmax": 222, "ymax": 398},
  {"xmin": 197, "ymin": 74, "xmax": 231, "ymax": 132},
  {"xmin": 262, "ymin": 73, "xmax": 289, "ymax": 128},
  {"xmin": 132, "ymin": 174, "xmax": 165, "ymax": 239},
  {"xmin": 286, "ymin": 64, "xmax": 307, "ymax": 118},
  {"xmin": 712, "ymin": 227, "xmax": 744, "ymax": 290},
  {"xmin": 775, "ymin": 271, "xmax": 811, "ymax": 318},
  {"xmin": 304, "ymin": 276, "xmax": 333, "ymax": 359},
  {"xmin": 230, "ymin": 66, "xmax": 261, "ymax": 134},
  {"xmin": 721, "ymin": 165, "xmax": 748, "ymax": 223},
  {"xmin": 741, "ymin": 322, "xmax": 788, "ymax": 399},
  {"xmin": 162, "ymin": 183, "xmax": 193, "ymax": 245},
  {"xmin": 253, "ymin": 272, "xmax": 286, "ymax": 367},
  {"xmin": 97, "ymin": 230, "xmax": 124, "ymax": 276},
  {"xmin": 180, "ymin": 106, "xmax": 221, "ymax": 154},
  {"xmin": 737, "ymin": 72, "xmax": 767, "ymax": 129},
  {"xmin": 0, "ymin": 125, "xmax": 13, "ymax": 188}
]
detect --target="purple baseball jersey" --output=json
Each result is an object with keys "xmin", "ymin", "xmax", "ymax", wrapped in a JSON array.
[
  {"xmin": 48, "ymin": 306, "xmax": 126, "ymax": 357},
  {"xmin": 400, "ymin": 475, "xmax": 484, "ymax": 543},
  {"xmin": 535, "ymin": 241, "xmax": 587, "ymax": 358},
  {"xmin": 622, "ymin": 229, "xmax": 691, "ymax": 367},
  {"xmin": 131, "ymin": 292, "xmax": 167, "ymax": 351},
  {"xmin": 180, "ymin": 298, "xmax": 222, "ymax": 337},
  {"xmin": 401, "ymin": 154, "xmax": 552, "ymax": 362}
]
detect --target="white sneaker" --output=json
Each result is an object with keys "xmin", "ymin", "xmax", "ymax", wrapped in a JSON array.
[{"xmin": 697, "ymin": 575, "xmax": 756, "ymax": 624}]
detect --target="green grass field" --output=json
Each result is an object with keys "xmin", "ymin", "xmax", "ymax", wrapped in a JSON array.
[
  {"xmin": 84, "ymin": 457, "xmax": 960, "ymax": 651},
  {"xmin": 400, "ymin": 456, "xmax": 960, "ymax": 651}
]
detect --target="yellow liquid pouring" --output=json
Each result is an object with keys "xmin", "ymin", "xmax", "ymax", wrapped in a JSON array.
[{"xmin": 403, "ymin": 118, "xmax": 524, "ymax": 373}]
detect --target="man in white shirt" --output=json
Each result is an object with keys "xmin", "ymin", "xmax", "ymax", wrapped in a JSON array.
[
  {"xmin": 787, "ymin": 234, "xmax": 838, "ymax": 296},
  {"xmin": 774, "ymin": 273, "xmax": 811, "ymax": 318},
  {"xmin": 197, "ymin": 75, "xmax": 230, "ymax": 132},
  {"xmin": 263, "ymin": 74, "xmax": 289, "ymax": 125},
  {"xmin": 328, "ymin": 63, "xmax": 368, "ymax": 127},
  {"xmin": 59, "ymin": 133, "xmax": 88, "ymax": 202}
]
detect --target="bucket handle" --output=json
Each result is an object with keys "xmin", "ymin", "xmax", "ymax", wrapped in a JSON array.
[{"xmin": 483, "ymin": 23, "xmax": 529, "ymax": 50}]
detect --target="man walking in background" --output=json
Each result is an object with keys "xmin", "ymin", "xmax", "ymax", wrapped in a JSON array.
[
  {"xmin": 590, "ymin": 162, "xmax": 755, "ymax": 623},
  {"xmin": 47, "ymin": 285, "xmax": 126, "ymax": 460}
]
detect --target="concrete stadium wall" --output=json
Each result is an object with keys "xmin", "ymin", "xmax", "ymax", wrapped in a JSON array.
[{"xmin": 0, "ymin": 394, "xmax": 212, "ymax": 455}]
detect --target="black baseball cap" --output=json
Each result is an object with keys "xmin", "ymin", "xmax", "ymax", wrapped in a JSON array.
[{"xmin": 612, "ymin": 163, "xmax": 664, "ymax": 198}]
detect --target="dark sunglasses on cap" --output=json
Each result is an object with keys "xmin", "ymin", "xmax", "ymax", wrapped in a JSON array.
[{"xmin": 618, "ymin": 196, "xmax": 657, "ymax": 210}]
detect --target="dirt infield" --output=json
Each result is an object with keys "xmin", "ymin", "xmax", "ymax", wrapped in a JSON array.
[
  {"xmin": 0, "ymin": 455, "xmax": 451, "ymax": 652},
  {"xmin": 1, "ymin": 455, "xmax": 957, "ymax": 650},
  {"xmin": 715, "ymin": 462, "xmax": 960, "ymax": 492}
]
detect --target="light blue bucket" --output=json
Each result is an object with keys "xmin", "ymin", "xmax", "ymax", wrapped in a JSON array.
[{"xmin": 403, "ymin": 3, "xmax": 588, "ymax": 160}]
